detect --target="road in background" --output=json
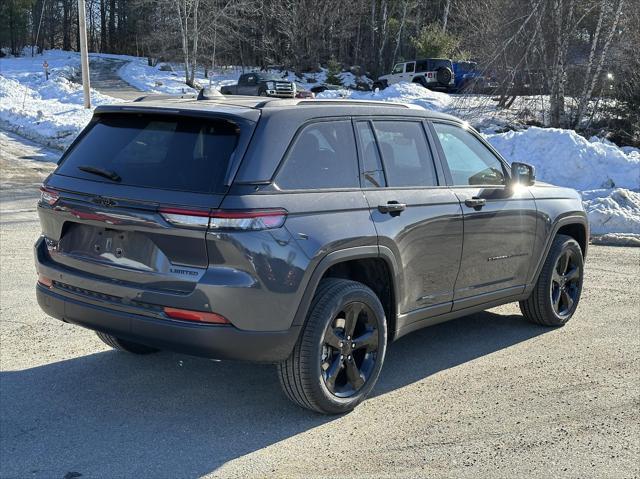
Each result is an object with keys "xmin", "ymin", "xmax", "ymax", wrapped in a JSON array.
[
  {"xmin": 1, "ymin": 130, "xmax": 639, "ymax": 478},
  {"xmin": 88, "ymin": 57, "xmax": 143, "ymax": 101}
]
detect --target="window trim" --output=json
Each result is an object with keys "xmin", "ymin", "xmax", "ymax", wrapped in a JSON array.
[
  {"xmin": 353, "ymin": 119, "xmax": 388, "ymax": 188},
  {"xmin": 271, "ymin": 117, "xmax": 361, "ymax": 192},
  {"xmin": 428, "ymin": 120, "xmax": 512, "ymax": 188}
]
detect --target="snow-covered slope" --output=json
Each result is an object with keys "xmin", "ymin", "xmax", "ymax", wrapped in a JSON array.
[
  {"xmin": 485, "ymin": 127, "xmax": 639, "ymax": 191},
  {"xmin": 0, "ymin": 50, "xmax": 121, "ymax": 149}
]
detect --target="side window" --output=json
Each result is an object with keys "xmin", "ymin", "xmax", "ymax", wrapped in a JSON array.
[
  {"xmin": 416, "ymin": 60, "xmax": 428, "ymax": 72},
  {"xmin": 238, "ymin": 74, "xmax": 248, "ymax": 85},
  {"xmin": 372, "ymin": 121, "xmax": 438, "ymax": 187},
  {"xmin": 392, "ymin": 63, "xmax": 404, "ymax": 74},
  {"xmin": 405, "ymin": 62, "xmax": 415, "ymax": 73},
  {"xmin": 246, "ymin": 74, "xmax": 256, "ymax": 85},
  {"xmin": 433, "ymin": 123, "xmax": 506, "ymax": 186},
  {"xmin": 355, "ymin": 122, "xmax": 385, "ymax": 188},
  {"xmin": 276, "ymin": 121, "xmax": 359, "ymax": 190}
]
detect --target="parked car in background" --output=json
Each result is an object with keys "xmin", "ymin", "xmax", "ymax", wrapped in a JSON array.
[
  {"xmin": 374, "ymin": 58, "xmax": 455, "ymax": 92},
  {"xmin": 310, "ymin": 84, "xmax": 343, "ymax": 95},
  {"xmin": 295, "ymin": 86, "xmax": 315, "ymax": 99},
  {"xmin": 35, "ymin": 96, "xmax": 588, "ymax": 414},
  {"xmin": 220, "ymin": 72, "xmax": 296, "ymax": 97},
  {"xmin": 452, "ymin": 61, "xmax": 499, "ymax": 93}
]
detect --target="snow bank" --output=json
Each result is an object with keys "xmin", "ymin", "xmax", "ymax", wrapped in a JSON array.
[
  {"xmin": 118, "ymin": 60, "xmax": 199, "ymax": 94},
  {"xmin": 582, "ymin": 188, "xmax": 640, "ymax": 236},
  {"xmin": 0, "ymin": 50, "xmax": 121, "ymax": 150},
  {"xmin": 0, "ymin": 76, "xmax": 117, "ymax": 150},
  {"xmin": 485, "ymin": 127, "xmax": 640, "ymax": 191},
  {"xmin": 317, "ymin": 82, "xmax": 453, "ymax": 112}
]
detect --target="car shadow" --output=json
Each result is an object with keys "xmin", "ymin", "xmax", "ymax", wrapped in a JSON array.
[{"xmin": 0, "ymin": 310, "xmax": 547, "ymax": 478}]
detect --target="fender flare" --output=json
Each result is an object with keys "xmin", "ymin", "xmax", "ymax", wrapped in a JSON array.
[
  {"xmin": 527, "ymin": 214, "xmax": 589, "ymax": 290},
  {"xmin": 291, "ymin": 245, "xmax": 400, "ymax": 330}
]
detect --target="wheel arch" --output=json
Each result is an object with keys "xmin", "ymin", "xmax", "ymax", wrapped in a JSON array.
[
  {"xmin": 528, "ymin": 215, "xmax": 589, "ymax": 289},
  {"xmin": 291, "ymin": 246, "xmax": 401, "ymax": 340}
]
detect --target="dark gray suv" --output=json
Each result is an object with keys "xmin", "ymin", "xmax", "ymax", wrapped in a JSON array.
[{"xmin": 35, "ymin": 97, "xmax": 588, "ymax": 414}]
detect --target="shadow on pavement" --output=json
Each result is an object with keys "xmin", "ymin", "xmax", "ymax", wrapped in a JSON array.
[{"xmin": 0, "ymin": 310, "xmax": 547, "ymax": 478}]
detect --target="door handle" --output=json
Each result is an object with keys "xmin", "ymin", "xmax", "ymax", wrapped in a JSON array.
[
  {"xmin": 378, "ymin": 201, "xmax": 407, "ymax": 214},
  {"xmin": 464, "ymin": 197, "xmax": 486, "ymax": 210}
]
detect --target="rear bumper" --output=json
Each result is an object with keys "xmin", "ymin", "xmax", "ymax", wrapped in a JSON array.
[{"xmin": 37, "ymin": 284, "xmax": 300, "ymax": 362}]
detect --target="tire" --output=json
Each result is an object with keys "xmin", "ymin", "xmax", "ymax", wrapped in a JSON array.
[
  {"xmin": 372, "ymin": 81, "xmax": 387, "ymax": 91},
  {"xmin": 278, "ymin": 278, "xmax": 388, "ymax": 414},
  {"xmin": 519, "ymin": 234, "xmax": 584, "ymax": 326},
  {"xmin": 412, "ymin": 77, "xmax": 428, "ymax": 88},
  {"xmin": 95, "ymin": 331, "xmax": 160, "ymax": 354},
  {"xmin": 258, "ymin": 89, "xmax": 268, "ymax": 96},
  {"xmin": 436, "ymin": 67, "xmax": 453, "ymax": 87}
]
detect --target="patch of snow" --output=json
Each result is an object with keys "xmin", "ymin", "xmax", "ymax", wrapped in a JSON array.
[
  {"xmin": 317, "ymin": 82, "xmax": 454, "ymax": 112},
  {"xmin": 590, "ymin": 233, "xmax": 640, "ymax": 247},
  {"xmin": 0, "ymin": 50, "xmax": 121, "ymax": 150},
  {"xmin": 581, "ymin": 188, "xmax": 640, "ymax": 236},
  {"xmin": 485, "ymin": 127, "xmax": 640, "ymax": 191}
]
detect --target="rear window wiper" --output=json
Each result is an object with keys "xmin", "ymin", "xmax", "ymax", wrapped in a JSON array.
[{"xmin": 78, "ymin": 165, "xmax": 121, "ymax": 182}]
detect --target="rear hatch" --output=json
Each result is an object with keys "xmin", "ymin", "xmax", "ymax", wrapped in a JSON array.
[{"xmin": 39, "ymin": 106, "xmax": 258, "ymax": 293}]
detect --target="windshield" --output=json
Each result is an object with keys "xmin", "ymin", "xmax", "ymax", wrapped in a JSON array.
[
  {"xmin": 256, "ymin": 73, "xmax": 284, "ymax": 82},
  {"xmin": 56, "ymin": 114, "xmax": 240, "ymax": 193}
]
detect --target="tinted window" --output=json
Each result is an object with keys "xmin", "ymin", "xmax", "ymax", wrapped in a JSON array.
[
  {"xmin": 355, "ymin": 122, "xmax": 385, "ymax": 188},
  {"xmin": 276, "ymin": 121, "xmax": 359, "ymax": 189},
  {"xmin": 57, "ymin": 115, "xmax": 239, "ymax": 193},
  {"xmin": 416, "ymin": 60, "xmax": 428, "ymax": 72},
  {"xmin": 405, "ymin": 62, "xmax": 415, "ymax": 73},
  {"xmin": 433, "ymin": 122, "xmax": 506, "ymax": 186},
  {"xmin": 372, "ymin": 121, "xmax": 437, "ymax": 187}
]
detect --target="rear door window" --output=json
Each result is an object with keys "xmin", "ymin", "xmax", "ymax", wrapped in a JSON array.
[
  {"xmin": 275, "ymin": 120, "xmax": 359, "ymax": 189},
  {"xmin": 372, "ymin": 121, "xmax": 438, "ymax": 187},
  {"xmin": 57, "ymin": 114, "xmax": 239, "ymax": 193}
]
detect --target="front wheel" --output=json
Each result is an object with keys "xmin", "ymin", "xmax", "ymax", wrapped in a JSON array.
[
  {"xmin": 520, "ymin": 234, "xmax": 584, "ymax": 326},
  {"xmin": 278, "ymin": 279, "xmax": 387, "ymax": 414}
]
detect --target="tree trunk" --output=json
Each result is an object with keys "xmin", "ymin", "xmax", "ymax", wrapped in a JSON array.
[
  {"xmin": 100, "ymin": 0, "xmax": 107, "ymax": 52},
  {"xmin": 574, "ymin": 0, "xmax": 624, "ymax": 128},
  {"xmin": 442, "ymin": 0, "xmax": 451, "ymax": 32},
  {"xmin": 108, "ymin": 0, "xmax": 116, "ymax": 52}
]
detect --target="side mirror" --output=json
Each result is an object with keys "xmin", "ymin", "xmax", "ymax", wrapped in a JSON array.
[{"xmin": 511, "ymin": 162, "xmax": 535, "ymax": 186}]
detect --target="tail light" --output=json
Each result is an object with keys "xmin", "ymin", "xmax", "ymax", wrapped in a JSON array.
[
  {"xmin": 427, "ymin": 72, "xmax": 433, "ymax": 78},
  {"xmin": 37, "ymin": 273, "xmax": 53, "ymax": 288},
  {"xmin": 159, "ymin": 207, "xmax": 287, "ymax": 231},
  {"xmin": 164, "ymin": 307, "xmax": 230, "ymax": 324},
  {"xmin": 39, "ymin": 187, "xmax": 59, "ymax": 206}
]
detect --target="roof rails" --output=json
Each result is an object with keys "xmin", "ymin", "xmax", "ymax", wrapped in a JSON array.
[{"xmin": 262, "ymin": 98, "xmax": 422, "ymax": 109}]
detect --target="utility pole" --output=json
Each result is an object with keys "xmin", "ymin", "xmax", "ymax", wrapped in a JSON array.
[{"xmin": 78, "ymin": 0, "xmax": 91, "ymax": 108}]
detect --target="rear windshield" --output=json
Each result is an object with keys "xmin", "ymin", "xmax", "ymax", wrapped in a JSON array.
[{"xmin": 57, "ymin": 114, "xmax": 240, "ymax": 193}]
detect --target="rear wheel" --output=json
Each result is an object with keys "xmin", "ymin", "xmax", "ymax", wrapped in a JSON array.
[
  {"xmin": 95, "ymin": 331, "xmax": 159, "ymax": 354},
  {"xmin": 278, "ymin": 278, "xmax": 387, "ymax": 414},
  {"xmin": 520, "ymin": 234, "xmax": 584, "ymax": 326}
]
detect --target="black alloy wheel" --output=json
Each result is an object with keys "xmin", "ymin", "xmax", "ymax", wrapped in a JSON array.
[
  {"xmin": 320, "ymin": 301, "xmax": 379, "ymax": 398},
  {"xmin": 550, "ymin": 248, "xmax": 581, "ymax": 318}
]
